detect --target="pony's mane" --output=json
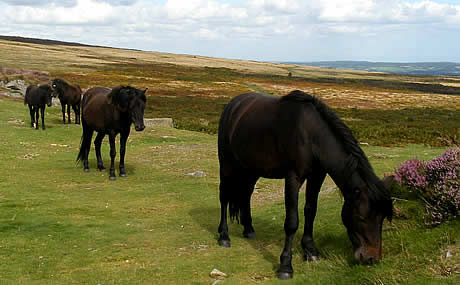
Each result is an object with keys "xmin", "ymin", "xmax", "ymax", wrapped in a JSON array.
[
  {"xmin": 281, "ymin": 90, "xmax": 392, "ymax": 211},
  {"xmin": 53, "ymin": 79, "xmax": 70, "ymax": 87},
  {"xmin": 108, "ymin": 86, "xmax": 146, "ymax": 105}
]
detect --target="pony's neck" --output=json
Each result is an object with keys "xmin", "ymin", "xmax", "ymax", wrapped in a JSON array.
[{"xmin": 315, "ymin": 137, "xmax": 353, "ymax": 191}]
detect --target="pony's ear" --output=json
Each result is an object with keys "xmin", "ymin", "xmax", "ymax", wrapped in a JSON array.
[{"xmin": 143, "ymin": 88, "xmax": 148, "ymax": 94}]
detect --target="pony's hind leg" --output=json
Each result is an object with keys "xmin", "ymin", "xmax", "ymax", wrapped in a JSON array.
[
  {"xmin": 94, "ymin": 132, "xmax": 106, "ymax": 171},
  {"xmin": 240, "ymin": 176, "xmax": 258, "ymax": 239},
  {"xmin": 40, "ymin": 106, "xmax": 46, "ymax": 130},
  {"xmin": 34, "ymin": 107, "xmax": 39, "ymax": 130},
  {"xmin": 73, "ymin": 104, "xmax": 80, "ymax": 124},
  {"xmin": 302, "ymin": 169, "xmax": 326, "ymax": 262},
  {"xmin": 28, "ymin": 105, "xmax": 35, "ymax": 128},
  {"xmin": 218, "ymin": 176, "xmax": 232, "ymax": 247},
  {"xmin": 78, "ymin": 125, "xmax": 93, "ymax": 172}
]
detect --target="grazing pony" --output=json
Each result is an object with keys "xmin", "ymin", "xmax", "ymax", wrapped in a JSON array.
[
  {"xmin": 51, "ymin": 78, "xmax": 82, "ymax": 124},
  {"xmin": 76, "ymin": 86, "xmax": 147, "ymax": 180},
  {"xmin": 217, "ymin": 90, "xmax": 393, "ymax": 279},
  {"xmin": 24, "ymin": 84, "xmax": 53, "ymax": 130}
]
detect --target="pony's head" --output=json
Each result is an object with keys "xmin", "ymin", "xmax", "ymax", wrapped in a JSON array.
[
  {"xmin": 341, "ymin": 164, "xmax": 393, "ymax": 265},
  {"xmin": 51, "ymin": 79, "xmax": 68, "ymax": 97},
  {"xmin": 108, "ymin": 86, "xmax": 147, "ymax": 131},
  {"xmin": 39, "ymin": 85, "xmax": 54, "ymax": 107}
]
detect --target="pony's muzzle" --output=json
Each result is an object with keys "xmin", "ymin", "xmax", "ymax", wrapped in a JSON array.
[
  {"xmin": 354, "ymin": 247, "xmax": 381, "ymax": 265},
  {"xmin": 135, "ymin": 125, "xmax": 145, "ymax": 131}
]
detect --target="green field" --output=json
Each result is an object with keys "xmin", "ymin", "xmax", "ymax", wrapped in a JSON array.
[
  {"xmin": 1, "ymin": 96, "xmax": 458, "ymax": 284},
  {"xmin": 0, "ymin": 38, "xmax": 459, "ymax": 284}
]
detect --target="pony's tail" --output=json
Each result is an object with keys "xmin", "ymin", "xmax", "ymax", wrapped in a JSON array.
[
  {"xmin": 220, "ymin": 175, "xmax": 246, "ymax": 224},
  {"xmin": 76, "ymin": 126, "xmax": 90, "ymax": 164},
  {"xmin": 229, "ymin": 200, "xmax": 241, "ymax": 223}
]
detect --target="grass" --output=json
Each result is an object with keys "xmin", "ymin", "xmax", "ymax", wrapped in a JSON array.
[
  {"xmin": 1, "ymin": 97, "xmax": 458, "ymax": 284},
  {"xmin": 0, "ymin": 37, "xmax": 459, "ymax": 284}
]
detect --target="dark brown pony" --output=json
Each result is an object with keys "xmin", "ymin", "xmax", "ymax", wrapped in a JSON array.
[
  {"xmin": 217, "ymin": 90, "xmax": 393, "ymax": 279},
  {"xmin": 51, "ymin": 78, "xmax": 82, "ymax": 124},
  {"xmin": 24, "ymin": 84, "xmax": 53, "ymax": 130},
  {"xmin": 76, "ymin": 86, "xmax": 147, "ymax": 180}
]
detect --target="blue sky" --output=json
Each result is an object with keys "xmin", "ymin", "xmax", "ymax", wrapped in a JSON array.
[{"xmin": 0, "ymin": 0, "xmax": 459, "ymax": 62}]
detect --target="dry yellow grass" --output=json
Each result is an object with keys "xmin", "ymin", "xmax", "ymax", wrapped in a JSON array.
[{"xmin": 1, "ymin": 39, "xmax": 459, "ymax": 112}]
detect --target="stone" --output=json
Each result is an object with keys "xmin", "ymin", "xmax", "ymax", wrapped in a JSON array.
[
  {"xmin": 210, "ymin": 268, "xmax": 227, "ymax": 279},
  {"xmin": 186, "ymin": 171, "xmax": 206, "ymax": 177},
  {"xmin": 144, "ymin": 118, "xmax": 174, "ymax": 128}
]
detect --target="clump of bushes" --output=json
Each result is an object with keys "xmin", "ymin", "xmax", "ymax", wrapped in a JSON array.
[{"xmin": 394, "ymin": 148, "xmax": 459, "ymax": 226}]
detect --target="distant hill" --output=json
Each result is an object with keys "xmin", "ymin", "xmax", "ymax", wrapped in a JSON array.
[
  {"xmin": 0, "ymin": 35, "xmax": 97, "ymax": 47},
  {"xmin": 286, "ymin": 61, "xmax": 460, "ymax": 76}
]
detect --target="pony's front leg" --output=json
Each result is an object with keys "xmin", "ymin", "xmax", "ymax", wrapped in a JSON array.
[
  {"xmin": 279, "ymin": 172, "xmax": 303, "ymax": 280},
  {"xmin": 118, "ymin": 131, "xmax": 129, "ymax": 177},
  {"xmin": 40, "ymin": 106, "xmax": 46, "ymax": 130},
  {"xmin": 61, "ymin": 104, "xmax": 66, "ymax": 124},
  {"xmin": 302, "ymin": 170, "xmax": 326, "ymax": 261},
  {"xmin": 108, "ymin": 134, "xmax": 117, "ymax": 180},
  {"xmin": 67, "ymin": 104, "xmax": 71, "ymax": 124}
]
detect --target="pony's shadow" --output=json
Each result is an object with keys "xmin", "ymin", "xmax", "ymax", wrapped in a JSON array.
[
  {"xmin": 188, "ymin": 207, "xmax": 280, "ymax": 269},
  {"xmin": 79, "ymin": 161, "xmax": 137, "ymax": 176},
  {"xmin": 189, "ymin": 207, "xmax": 353, "ymax": 269}
]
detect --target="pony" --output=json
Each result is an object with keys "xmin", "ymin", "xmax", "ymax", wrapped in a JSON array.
[
  {"xmin": 217, "ymin": 90, "xmax": 393, "ymax": 279},
  {"xmin": 76, "ymin": 86, "xmax": 147, "ymax": 180},
  {"xmin": 51, "ymin": 78, "xmax": 82, "ymax": 124},
  {"xmin": 24, "ymin": 84, "xmax": 53, "ymax": 130}
]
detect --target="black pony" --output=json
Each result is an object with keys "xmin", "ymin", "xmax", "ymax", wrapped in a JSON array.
[
  {"xmin": 24, "ymin": 84, "xmax": 53, "ymax": 130},
  {"xmin": 217, "ymin": 90, "xmax": 393, "ymax": 279},
  {"xmin": 76, "ymin": 86, "xmax": 147, "ymax": 180},
  {"xmin": 51, "ymin": 78, "xmax": 82, "ymax": 124}
]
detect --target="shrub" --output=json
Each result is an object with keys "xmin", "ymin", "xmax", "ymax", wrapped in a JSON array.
[{"xmin": 394, "ymin": 148, "xmax": 459, "ymax": 226}]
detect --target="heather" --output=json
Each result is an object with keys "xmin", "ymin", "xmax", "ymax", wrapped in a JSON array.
[{"xmin": 395, "ymin": 148, "xmax": 460, "ymax": 226}]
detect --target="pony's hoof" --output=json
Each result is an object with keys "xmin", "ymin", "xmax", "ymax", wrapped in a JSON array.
[
  {"xmin": 109, "ymin": 176, "xmax": 116, "ymax": 181},
  {"xmin": 278, "ymin": 272, "xmax": 293, "ymax": 280},
  {"xmin": 84, "ymin": 168, "xmax": 90, "ymax": 172},
  {"xmin": 98, "ymin": 167, "xmax": 106, "ymax": 172},
  {"xmin": 306, "ymin": 255, "xmax": 320, "ymax": 262},
  {"xmin": 218, "ymin": 239, "xmax": 231, "ymax": 248},
  {"xmin": 243, "ymin": 232, "xmax": 256, "ymax": 239},
  {"xmin": 120, "ymin": 173, "xmax": 127, "ymax": 177}
]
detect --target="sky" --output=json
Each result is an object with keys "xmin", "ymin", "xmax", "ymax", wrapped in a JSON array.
[{"xmin": 0, "ymin": 0, "xmax": 459, "ymax": 62}]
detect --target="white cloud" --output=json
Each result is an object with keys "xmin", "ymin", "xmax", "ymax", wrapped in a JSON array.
[
  {"xmin": 0, "ymin": 0, "xmax": 459, "ymax": 61},
  {"xmin": 3, "ymin": 0, "xmax": 114, "ymax": 25}
]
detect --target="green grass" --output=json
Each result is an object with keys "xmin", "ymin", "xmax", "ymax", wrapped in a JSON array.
[{"xmin": 1, "ymin": 97, "xmax": 458, "ymax": 284}]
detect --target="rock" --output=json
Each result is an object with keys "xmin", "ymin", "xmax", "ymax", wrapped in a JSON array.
[
  {"xmin": 0, "ymin": 79, "xmax": 28, "ymax": 98},
  {"xmin": 144, "ymin": 118, "xmax": 174, "ymax": 128},
  {"xmin": 210, "ymin": 268, "xmax": 228, "ymax": 279},
  {"xmin": 186, "ymin": 171, "xmax": 206, "ymax": 177}
]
